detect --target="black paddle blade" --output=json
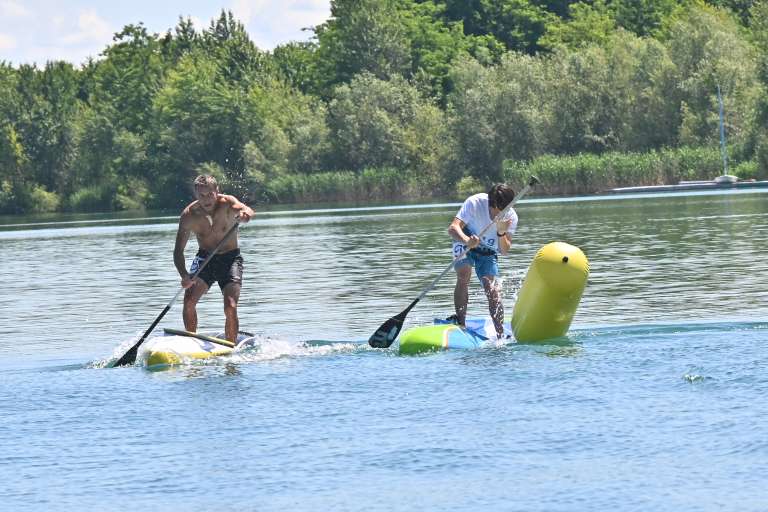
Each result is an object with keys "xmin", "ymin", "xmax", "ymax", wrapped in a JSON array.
[
  {"xmin": 112, "ymin": 345, "xmax": 139, "ymax": 367},
  {"xmin": 368, "ymin": 315, "xmax": 405, "ymax": 348}
]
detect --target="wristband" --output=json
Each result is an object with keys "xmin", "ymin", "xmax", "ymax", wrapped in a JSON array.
[{"xmin": 497, "ymin": 231, "xmax": 507, "ymax": 237}]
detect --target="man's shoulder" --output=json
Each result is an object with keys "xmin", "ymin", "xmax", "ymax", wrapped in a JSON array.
[
  {"xmin": 179, "ymin": 201, "xmax": 203, "ymax": 225},
  {"xmin": 181, "ymin": 200, "xmax": 199, "ymax": 216},
  {"xmin": 461, "ymin": 193, "xmax": 488, "ymax": 211}
]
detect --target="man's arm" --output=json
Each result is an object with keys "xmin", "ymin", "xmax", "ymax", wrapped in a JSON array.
[
  {"xmin": 496, "ymin": 219, "xmax": 513, "ymax": 255},
  {"xmin": 174, "ymin": 214, "xmax": 194, "ymax": 288},
  {"xmin": 448, "ymin": 218, "xmax": 479, "ymax": 248},
  {"xmin": 224, "ymin": 195, "xmax": 255, "ymax": 223}
]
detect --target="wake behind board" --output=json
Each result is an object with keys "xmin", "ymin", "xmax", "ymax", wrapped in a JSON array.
[{"xmin": 143, "ymin": 329, "xmax": 245, "ymax": 367}]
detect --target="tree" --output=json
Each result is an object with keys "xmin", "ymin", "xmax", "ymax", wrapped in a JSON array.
[
  {"xmin": 448, "ymin": 54, "xmax": 547, "ymax": 181},
  {"xmin": 539, "ymin": 1, "xmax": 617, "ymax": 51},
  {"xmin": 201, "ymin": 10, "xmax": 274, "ymax": 87},
  {"xmin": 315, "ymin": 0, "xmax": 412, "ymax": 89},
  {"xmin": 327, "ymin": 72, "xmax": 450, "ymax": 178},
  {"xmin": 429, "ymin": 0, "xmax": 555, "ymax": 54},
  {"xmin": 662, "ymin": 3, "xmax": 760, "ymax": 147},
  {"xmin": 91, "ymin": 24, "xmax": 166, "ymax": 134}
]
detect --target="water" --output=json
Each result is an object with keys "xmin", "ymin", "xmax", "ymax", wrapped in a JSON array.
[{"xmin": 1, "ymin": 190, "xmax": 767, "ymax": 511}]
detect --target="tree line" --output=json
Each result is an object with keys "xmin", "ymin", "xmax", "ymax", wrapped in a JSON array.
[{"xmin": 1, "ymin": 0, "xmax": 767, "ymax": 214}]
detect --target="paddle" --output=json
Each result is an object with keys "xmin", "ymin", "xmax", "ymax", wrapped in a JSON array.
[
  {"xmin": 368, "ymin": 176, "xmax": 539, "ymax": 348},
  {"xmin": 163, "ymin": 328, "xmax": 235, "ymax": 348},
  {"xmin": 111, "ymin": 221, "xmax": 241, "ymax": 367}
]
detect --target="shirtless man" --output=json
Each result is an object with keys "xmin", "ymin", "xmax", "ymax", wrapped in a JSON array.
[{"xmin": 174, "ymin": 175, "xmax": 254, "ymax": 342}]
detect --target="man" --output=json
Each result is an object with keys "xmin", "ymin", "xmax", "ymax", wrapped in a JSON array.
[
  {"xmin": 174, "ymin": 175, "xmax": 255, "ymax": 342},
  {"xmin": 447, "ymin": 184, "xmax": 518, "ymax": 339}
]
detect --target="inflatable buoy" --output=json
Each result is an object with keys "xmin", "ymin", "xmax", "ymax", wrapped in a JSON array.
[{"xmin": 511, "ymin": 242, "xmax": 588, "ymax": 342}]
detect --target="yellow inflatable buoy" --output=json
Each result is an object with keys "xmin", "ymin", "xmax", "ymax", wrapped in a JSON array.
[{"xmin": 512, "ymin": 242, "xmax": 589, "ymax": 342}]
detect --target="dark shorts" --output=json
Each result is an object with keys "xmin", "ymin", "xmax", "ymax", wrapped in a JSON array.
[{"xmin": 189, "ymin": 248, "xmax": 244, "ymax": 291}]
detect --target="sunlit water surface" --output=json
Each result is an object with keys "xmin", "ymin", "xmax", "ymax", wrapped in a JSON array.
[{"xmin": 1, "ymin": 190, "xmax": 767, "ymax": 511}]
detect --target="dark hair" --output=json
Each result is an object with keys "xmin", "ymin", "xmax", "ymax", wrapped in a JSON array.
[{"xmin": 487, "ymin": 183, "xmax": 515, "ymax": 209}]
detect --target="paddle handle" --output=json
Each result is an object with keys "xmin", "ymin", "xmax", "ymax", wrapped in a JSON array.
[
  {"xmin": 112, "ymin": 222, "xmax": 240, "ymax": 367},
  {"xmin": 414, "ymin": 176, "xmax": 539, "ymax": 302}
]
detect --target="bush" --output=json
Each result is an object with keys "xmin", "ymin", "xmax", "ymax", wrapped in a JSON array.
[
  {"xmin": 503, "ymin": 145, "xmax": 723, "ymax": 195},
  {"xmin": 27, "ymin": 185, "xmax": 60, "ymax": 213},
  {"xmin": 0, "ymin": 180, "xmax": 16, "ymax": 214},
  {"xmin": 67, "ymin": 184, "xmax": 115, "ymax": 212},
  {"xmin": 115, "ymin": 181, "xmax": 150, "ymax": 211},
  {"xmin": 263, "ymin": 167, "xmax": 423, "ymax": 204},
  {"xmin": 731, "ymin": 160, "xmax": 759, "ymax": 180},
  {"xmin": 455, "ymin": 176, "xmax": 484, "ymax": 198}
]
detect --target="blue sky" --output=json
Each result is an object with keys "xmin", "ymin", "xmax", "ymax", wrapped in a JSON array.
[{"xmin": 0, "ymin": 0, "xmax": 330, "ymax": 66}]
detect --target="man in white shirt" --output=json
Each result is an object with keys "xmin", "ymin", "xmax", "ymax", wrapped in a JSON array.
[{"xmin": 447, "ymin": 184, "xmax": 518, "ymax": 339}]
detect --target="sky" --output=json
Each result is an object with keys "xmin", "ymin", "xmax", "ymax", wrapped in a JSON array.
[{"xmin": 0, "ymin": 0, "xmax": 331, "ymax": 66}]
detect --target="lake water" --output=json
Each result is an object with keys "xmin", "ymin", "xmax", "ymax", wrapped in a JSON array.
[{"xmin": 1, "ymin": 190, "xmax": 767, "ymax": 511}]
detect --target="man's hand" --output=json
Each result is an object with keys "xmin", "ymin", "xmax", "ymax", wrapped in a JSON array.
[
  {"xmin": 181, "ymin": 274, "xmax": 195, "ymax": 289},
  {"xmin": 496, "ymin": 219, "xmax": 512, "ymax": 234},
  {"xmin": 236, "ymin": 209, "xmax": 252, "ymax": 223},
  {"xmin": 466, "ymin": 235, "xmax": 480, "ymax": 249}
]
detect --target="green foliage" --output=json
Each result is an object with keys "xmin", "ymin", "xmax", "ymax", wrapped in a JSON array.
[
  {"xmin": 115, "ymin": 180, "xmax": 150, "ymax": 210},
  {"xmin": 26, "ymin": 185, "xmax": 60, "ymax": 212},
  {"xmin": 731, "ymin": 159, "xmax": 759, "ymax": 180},
  {"xmin": 272, "ymin": 42, "xmax": 320, "ymax": 94},
  {"xmin": 611, "ymin": 0, "xmax": 679, "ymax": 37},
  {"xmin": 455, "ymin": 175, "xmax": 485, "ymax": 198},
  {"xmin": 315, "ymin": 0, "xmax": 412, "ymax": 88},
  {"xmin": 663, "ymin": 3, "xmax": 760, "ymax": 147},
  {"xmin": 265, "ymin": 167, "xmax": 422, "ymax": 203},
  {"xmin": 327, "ymin": 72, "xmax": 449, "ymax": 178},
  {"xmin": 539, "ymin": 1, "xmax": 617, "ymax": 51},
  {"xmin": 67, "ymin": 184, "xmax": 115, "ymax": 212},
  {"xmin": 92, "ymin": 24, "xmax": 166, "ymax": 133},
  {"xmin": 448, "ymin": 54, "xmax": 548, "ymax": 180},
  {"xmin": 1, "ymin": 3, "xmax": 766, "ymax": 214},
  {"xmin": 503, "ymin": 146, "xmax": 724, "ymax": 195},
  {"xmin": 201, "ymin": 10, "xmax": 274, "ymax": 87},
  {"xmin": 432, "ymin": 0, "xmax": 555, "ymax": 54}
]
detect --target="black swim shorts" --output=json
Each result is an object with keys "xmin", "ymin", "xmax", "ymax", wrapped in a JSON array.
[{"xmin": 189, "ymin": 248, "xmax": 244, "ymax": 291}]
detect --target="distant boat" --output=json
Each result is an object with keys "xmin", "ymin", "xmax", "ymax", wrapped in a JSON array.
[{"xmin": 609, "ymin": 175, "xmax": 768, "ymax": 194}]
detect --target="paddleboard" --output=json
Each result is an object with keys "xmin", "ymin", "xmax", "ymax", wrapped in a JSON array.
[
  {"xmin": 398, "ymin": 318, "xmax": 507, "ymax": 355},
  {"xmin": 143, "ymin": 329, "xmax": 247, "ymax": 367}
]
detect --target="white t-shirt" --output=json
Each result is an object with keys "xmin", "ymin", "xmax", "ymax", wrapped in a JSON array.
[{"xmin": 452, "ymin": 193, "xmax": 518, "ymax": 259}]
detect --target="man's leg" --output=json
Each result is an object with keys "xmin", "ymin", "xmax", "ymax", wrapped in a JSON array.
[
  {"xmin": 183, "ymin": 279, "xmax": 209, "ymax": 332},
  {"xmin": 454, "ymin": 264, "xmax": 472, "ymax": 326},
  {"xmin": 481, "ymin": 276, "xmax": 505, "ymax": 338},
  {"xmin": 222, "ymin": 282, "xmax": 241, "ymax": 342}
]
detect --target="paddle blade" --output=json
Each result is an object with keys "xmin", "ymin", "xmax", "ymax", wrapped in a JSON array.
[
  {"xmin": 112, "ymin": 344, "xmax": 139, "ymax": 367},
  {"xmin": 368, "ymin": 315, "xmax": 405, "ymax": 348}
]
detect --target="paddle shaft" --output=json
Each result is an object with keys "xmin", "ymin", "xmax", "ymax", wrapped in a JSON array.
[
  {"xmin": 413, "ymin": 176, "xmax": 539, "ymax": 303},
  {"xmin": 112, "ymin": 221, "xmax": 240, "ymax": 367}
]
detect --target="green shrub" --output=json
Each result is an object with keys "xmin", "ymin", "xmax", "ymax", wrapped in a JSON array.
[
  {"xmin": 503, "ymin": 145, "xmax": 724, "ymax": 195},
  {"xmin": 115, "ymin": 181, "xmax": 150, "ymax": 211},
  {"xmin": 27, "ymin": 185, "xmax": 60, "ymax": 213},
  {"xmin": 731, "ymin": 160, "xmax": 759, "ymax": 180},
  {"xmin": 67, "ymin": 184, "xmax": 115, "ymax": 212},
  {"xmin": 263, "ymin": 167, "xmax": 423, "ymax": 204},
  {"xmin": 0, "ymin": 180, "xmax": 16, "ymax": 214},
  {"xmin": 455, "ymin": 176, "xmax": 484, "ymax": 198}
]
